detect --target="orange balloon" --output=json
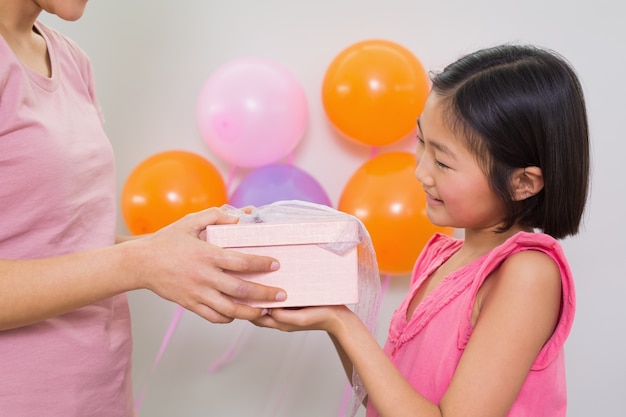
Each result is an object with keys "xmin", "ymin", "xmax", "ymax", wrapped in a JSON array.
[
  {"xmin": 338, "ymin": 152, "xmax": 453, "ymax": 275},
  {"xmin": 121, "ymin": 150, "xmax": 227, "ymax": 235},
  {"xmin": 322, "ymin": 39, "xmax": 430, "ymax": 147}
]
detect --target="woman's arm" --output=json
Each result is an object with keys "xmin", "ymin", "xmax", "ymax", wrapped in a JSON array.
[
  {"xmin": 115, "ymin": 234, "xmax": 144, "ymax": 243},
  {"xmin": 0, "ymin": 208, "xmax": 286, "ymax": 330}
]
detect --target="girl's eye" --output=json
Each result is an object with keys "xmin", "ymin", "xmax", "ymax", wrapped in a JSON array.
[
  {"xmin": 416, "ymin": 134, "xmax": 450, "ymax": 170},
  {"xmin": 435, "ymin": 160, "xmax": 450, "ymax": 170}
]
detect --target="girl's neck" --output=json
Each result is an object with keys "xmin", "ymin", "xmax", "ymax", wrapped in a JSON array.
[{"xmin": 458, "ymin": 224, "xmax": 531, "ymax": 259}]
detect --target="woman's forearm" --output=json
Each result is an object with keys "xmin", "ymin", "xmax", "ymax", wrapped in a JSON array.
[{"xmin": 0, "ymin": 242, "xmax": 139, "ymax": 330}]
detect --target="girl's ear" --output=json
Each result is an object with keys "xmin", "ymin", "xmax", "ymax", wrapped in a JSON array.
[{"xmin": 512, "ymin": 166, "xmax": 544, "ymax": 201}]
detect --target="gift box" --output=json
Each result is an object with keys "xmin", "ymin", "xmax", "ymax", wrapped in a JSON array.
[{"xmin": 205, "ymin": 219, "xmax": 360, "ymax": 308}]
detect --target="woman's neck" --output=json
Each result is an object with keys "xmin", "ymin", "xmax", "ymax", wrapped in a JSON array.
[
  {"xmin": 0, "ymin": 1, "xmax": 41, "ymax": 37},
  {"xmin": 0, "ymin": 3, "xmax": 50, "ymax": 78}
]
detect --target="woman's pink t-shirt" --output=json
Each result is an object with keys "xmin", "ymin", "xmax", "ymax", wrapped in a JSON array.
[
  {"xmin": 366, "ymin": 232, "xmax": 575, "ymax": 416},
  {"xmin": 0, "ymin": 22, "xmax": 134, "ymax": 416}
]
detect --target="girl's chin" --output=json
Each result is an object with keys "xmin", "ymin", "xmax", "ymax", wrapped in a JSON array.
[{"xmin": 424, "ymin": 207, "xmax": 450, "ymax": 228}]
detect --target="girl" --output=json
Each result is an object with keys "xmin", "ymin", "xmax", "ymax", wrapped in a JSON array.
[
  {"xmin": 253, "ymin": 44, "xmax": 589, "ymax": 417},
  {"xmin": 0, "ymin": 1, "xmax": 285, "ymax": 416}
]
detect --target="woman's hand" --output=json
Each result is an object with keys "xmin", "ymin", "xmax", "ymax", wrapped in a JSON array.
[{"xmin": 122, "ymin": 207, "xmax": 287, "ymax": 324}]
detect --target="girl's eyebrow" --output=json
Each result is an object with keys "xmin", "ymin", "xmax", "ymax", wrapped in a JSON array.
[{"xmin": 416, "ymin": 117, "xmax": 458, "ymax": 160}]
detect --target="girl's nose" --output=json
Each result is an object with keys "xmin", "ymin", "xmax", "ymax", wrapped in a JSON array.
[{"xmin": 414, "ymin": 156, "xmax": 433, "ymax": 186}]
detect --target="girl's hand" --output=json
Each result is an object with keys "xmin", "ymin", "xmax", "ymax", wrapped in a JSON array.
[{"xmin": 251, "ymin": 304, "xmax": 351, "ymax": 335}]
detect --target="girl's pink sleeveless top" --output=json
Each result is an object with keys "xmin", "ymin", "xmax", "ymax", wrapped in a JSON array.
[{"xmin": 367, "ymin": 232, "xmax": 575, "ymax": 417}]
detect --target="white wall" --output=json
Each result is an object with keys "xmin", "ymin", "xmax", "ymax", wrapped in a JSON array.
[{"xmin": 42, "ymin": 1, "xmax": 625, "ymax": 416}]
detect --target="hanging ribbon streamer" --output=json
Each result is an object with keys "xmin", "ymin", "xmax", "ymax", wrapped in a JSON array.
[
  {"xmin": 225, "ymin": 164, "xmax": 238, "ymax": 194},
  {"xmin": 207, "ymin": 321, "xmax": 252, "ymax": 374},
  {"xmin": 134, "ymin": 304, "xmax": 185, "ymax": 411},
  {"xmin": 260, "ymin": 332, "xmax": 310, "ymax": 417},
  {"xmin": 338, "ymin": 145, "xmax": 383, "ymax": 416},
  {"xmin": 336, "ymin": 274, "xmax": 390, "ymax": 417}
]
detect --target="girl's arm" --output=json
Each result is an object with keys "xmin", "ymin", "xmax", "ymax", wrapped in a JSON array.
[
  {"xmin": 256, "ymin": 305, "xmax": 441, "ymax": 415},
  {"xmin": 253, "ymin": 249, "xmax": 562, "ymax": 417},
  {"xmin": 0, "ymin": 208, "xmax": 285, "ymax": 331},
  {"xmin": 329, "ymin": 334, "xmax": 353, "ymax": 382}
]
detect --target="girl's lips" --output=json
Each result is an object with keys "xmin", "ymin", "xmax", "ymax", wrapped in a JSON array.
[{"xmin": 424, "ymin": 191, "xmax": 443, "ymax": 205}]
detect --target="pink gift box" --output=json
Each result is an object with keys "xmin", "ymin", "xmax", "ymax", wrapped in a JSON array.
[{"xmin": 205, "ymin": 219, "xmax": 360, "ymax": 308}]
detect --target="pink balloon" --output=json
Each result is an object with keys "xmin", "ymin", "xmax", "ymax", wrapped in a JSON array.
[{"xmin": 197, "ymin": 57, "xmax": 308, "ymax": 167}]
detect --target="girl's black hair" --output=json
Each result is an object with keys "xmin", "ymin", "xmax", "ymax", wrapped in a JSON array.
[{"xmin": 431, "ymin": 44, "xmax": 590, "ymax": 239}]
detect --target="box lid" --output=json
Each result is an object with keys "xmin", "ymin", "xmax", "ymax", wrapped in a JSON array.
[{"xmin": 206, "ymin": 219, "xmax": 359, "ymax": 248}]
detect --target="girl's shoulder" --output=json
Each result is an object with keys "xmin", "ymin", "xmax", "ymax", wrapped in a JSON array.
[
  {"xmin": 490, "ymin": 231, "xmax": 566, "ymax": 267},
  {"xmin": 488, "ymin": 232, "xmax": 565, "ymax": 300},
  {"xmin": 504, "ymin": 230, "xmax": 560, "ymax": 247},
  {"xmin": 477, "ymin": 231, "xmax": 574, "ymax": 369},
  {"xmin": 473, "ymin": 231, "xmax": 570, "ymax": 291}
]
